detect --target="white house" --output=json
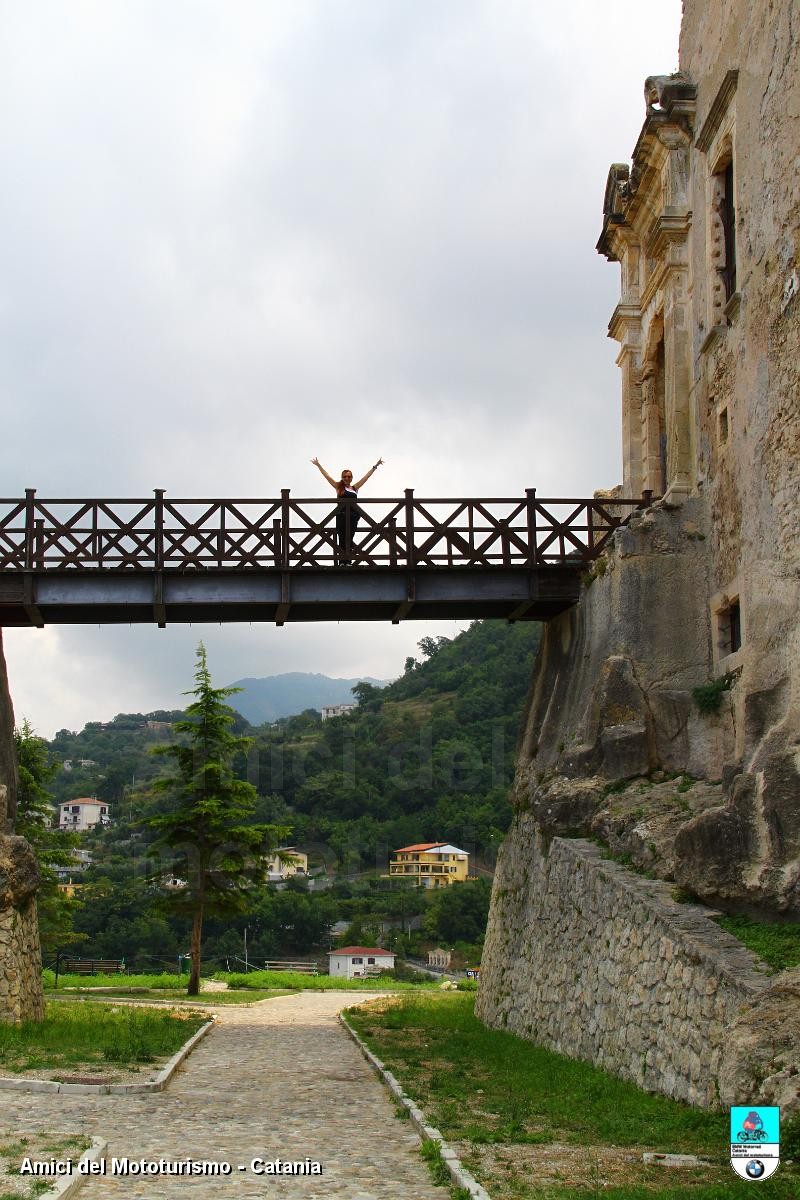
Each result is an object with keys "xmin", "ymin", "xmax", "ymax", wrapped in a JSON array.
[
  {"xmin": 320, "ymin": 703, "xmax": 356, "ymax": 721},
  {"xmin": 58, "ymin": 798, "xmax": 110, "ymax": 831},
  {"xmin": 327, "ymin": 947, "xmax": 395, "ymax": 979}
]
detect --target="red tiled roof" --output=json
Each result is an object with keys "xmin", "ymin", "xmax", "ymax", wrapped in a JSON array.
[
  {"xmin": 393, "ymin": 842, "xmax": 446, "ymax": 852},
  {"xmin": 328, "ymin": 947, "xmax": 394, "ymax": 957}
]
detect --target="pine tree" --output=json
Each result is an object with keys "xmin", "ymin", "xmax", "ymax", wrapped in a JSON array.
[
  {"xmin": 145, "ymin": 644, "xmax": 286, "ymax": 994},
  {"xmin": 14, "ymin": 720, "xmax": 83, "ymax": 954}
]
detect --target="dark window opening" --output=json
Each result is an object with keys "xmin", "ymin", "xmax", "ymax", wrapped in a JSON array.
[
  {"xmin": 721, "ymin": 161, "xmax": 736, "ymax": 300},
  {"xmin": 720, "ymin": 599, "xmax": 742, "ymax": 656},
  {"xmin": 718, "ymin": 407, "xmax": 729, "ymax": 444}
]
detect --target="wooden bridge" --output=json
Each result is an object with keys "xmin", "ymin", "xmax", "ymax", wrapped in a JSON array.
[{"xmin": 0, "ymin": 489, "xmax": 647, "ymax": 627}]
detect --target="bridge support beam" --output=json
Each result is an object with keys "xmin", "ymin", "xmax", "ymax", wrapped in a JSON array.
[{"xmin": 0, "ymin": 566, "xmax": 582, "ymax": 626}]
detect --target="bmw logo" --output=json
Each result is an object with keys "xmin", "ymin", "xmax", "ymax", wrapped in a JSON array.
[{"xmin": 746, "ymin": 1160, "xmax": 766, "ymax": 1179}]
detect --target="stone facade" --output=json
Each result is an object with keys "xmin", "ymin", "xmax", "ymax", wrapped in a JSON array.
[
  {"xmin": 595, "ymin": 0, "xmax": 800, "ymax": 912},
  {"xmin": 479, "ymin": 0, "xmax": 800, "ymax": 1108},
  {"xmin": 476, "ymin": 826, "xmax": 799, "ymax": 1111},
  {"xmin": 0, "ymin": 631, "xmax": 45, "ymax": 1022}
]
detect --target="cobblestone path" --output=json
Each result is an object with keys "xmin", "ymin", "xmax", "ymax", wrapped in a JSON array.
[{"xmin": 2, "ymin": 992, "xmax": 443, "ymax": 1198}]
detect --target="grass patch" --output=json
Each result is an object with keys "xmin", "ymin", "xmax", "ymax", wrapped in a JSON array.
[
  {"xmin": 347, "ymin": 994, "xmax": 800, "ymax": 1199},
  {"xmin": 0, "ymin": 1133, "xmax": 90, "ymax": 1200},
  {"xmin": 714, "ymin": 914, "xmax": 800, "ymax": 973},
  {"xmin": 215, "ymin": 970, "xmax": 436, "ymax": 991},
  {"xmin": 48, "ymin": 988, "xmax": 295, "ymax": 1005},
  {"xmin": 0, "ymin": 1003, "xmax": 205, "ymax": 1075},
  {"xmin": 420, "ymin": 1138, "xmax": 451, "ymax": 1186},
  {"xmin": 43, "ymin": 970, "xmax": 188, "ymax": 991}
]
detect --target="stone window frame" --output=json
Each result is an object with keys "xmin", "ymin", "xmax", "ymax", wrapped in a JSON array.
[
  {"xmin": 710, "ymin": 579, "xmax": 744, "ymax": 674},
  {"xmin": 698, "ymin": 73, "xmax": 740, "ymax": 347}
]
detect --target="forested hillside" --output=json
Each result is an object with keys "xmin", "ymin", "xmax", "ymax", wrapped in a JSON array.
[
  {"xmin": 250, "ymin": 621, "xmax": 541, "ymax": 871},
  {"xmin": 38, "ymin": 620, "xmax": 541, "ymax": 966}
]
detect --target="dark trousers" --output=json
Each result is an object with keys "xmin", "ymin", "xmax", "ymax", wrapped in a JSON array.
[{"xmin": 335, "ymin": 504, "xmax": 360, "ymax": 564}]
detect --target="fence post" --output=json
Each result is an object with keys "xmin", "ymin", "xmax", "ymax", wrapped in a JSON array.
[
  {"xmin": 154, "ymin": 489, "xmax": 165, "ymax": 570},
  {"xmin": 281, "ymin": 489, "xmax": 291, "ymax": 568},
  {"xmin": 404, "ymin": 489, "xmax": 415, "ymax": 569},
  {"xmin": 24, "ymin": 488, "xmax": 36, "ymax": 570},
  {"xmin": 34, "ymin": 519, "xmax": 45, "ymax": 568},
  {"xmin": 272, "ymin": 518, "xmax": 282, "ymax": 568},
  {"xmin": 525, "ymin": 487, "xmax": 537, "ymax": 566},
  {"xmin": 388, "ymin": 516, "xmax": 397, "ymax": 568}
]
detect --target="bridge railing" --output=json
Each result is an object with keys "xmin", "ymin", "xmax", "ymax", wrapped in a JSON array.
[{"xmin": 0, "ymin": 491, "xmax": 648, "ymax": 571}]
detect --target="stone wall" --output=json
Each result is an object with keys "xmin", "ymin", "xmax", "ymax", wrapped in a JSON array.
[
  {"xmin": 477, "ymin": 823, "xmax": 800, "ymax": 1111},
  {"xmin": 0, "ymin": 631, "xmax": 45, "ymax": 1022}
]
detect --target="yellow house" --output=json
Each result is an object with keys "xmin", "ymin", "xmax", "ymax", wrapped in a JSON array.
[
  {"xmin": 264, "ymin": 847, "xmax": 308, "ymax": 882},
  {"xmin": 388, "ymin": 843, "xmax": 469, "ymax": 889}
]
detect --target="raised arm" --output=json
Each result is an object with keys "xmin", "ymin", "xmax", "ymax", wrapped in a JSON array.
[
  {"xmin": 310, "ymin": 457, "xmax": 338, "ymax": 490},
  {"xmin": 353, "ymin": 458, "xmax": 384, "ymax": 491}
]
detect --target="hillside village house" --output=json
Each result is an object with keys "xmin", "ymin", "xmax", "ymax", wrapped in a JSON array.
[
  {"xmin": 388, "ymin": 842, "xmax": 470, "ymax": 888},
  {"xmin": 328, "ymin": 947, "xmax": 395, "ymax": 979},
  {"xmin": 58, "ymin": 798, "xmax": 110, "ymax": 831},
  {"xmin": 264, "ymin": 847, "xmax": 308, "ymax": 882},
  {"xmin": 320, "ymin": 703, "xmax": 356, "ymax": 721},
  {"xmin": 55, "ymin": 849, "xmax": 92, "ymax": 881}
]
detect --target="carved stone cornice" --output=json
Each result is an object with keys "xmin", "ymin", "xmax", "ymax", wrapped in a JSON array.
[
  {"xmin": 648, "ymin": 211, "xmax": 692, "ymax": 260},
  {"xmin": 608, "ymin": 302, "xmax": 641, "ymax": 344},
  {"xmin": 598, "ymin": 74, "xmax": 697, "ymax": 261}
]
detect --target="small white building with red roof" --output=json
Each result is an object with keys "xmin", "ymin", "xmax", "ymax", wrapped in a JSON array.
[{"xmin": 327, "ymin": 946, "xmax": 395, "ymax": 979}]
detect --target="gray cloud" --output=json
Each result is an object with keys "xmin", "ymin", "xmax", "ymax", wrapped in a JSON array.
[{"xmin": 1, "ymin": 1, "xmax": 680, "ymax": 735}]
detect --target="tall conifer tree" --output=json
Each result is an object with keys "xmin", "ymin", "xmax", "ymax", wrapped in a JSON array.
[{"xmin": 146, "ymin": 644, "xmax": 285, "ymax": 994}]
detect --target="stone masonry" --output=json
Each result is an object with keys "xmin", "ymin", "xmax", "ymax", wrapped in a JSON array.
[
  {"xmin": 477, "ymin": 824, "xmax": 800, "ymax": 1111},
  {"xmin": 0, "ymin": 631, "xmax": 45, "ymax": 1022}
]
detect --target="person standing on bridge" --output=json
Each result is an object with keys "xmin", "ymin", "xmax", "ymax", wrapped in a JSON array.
[{"xmin": 310, "ymin": 457, "xmax": 384, "ymax": 565}]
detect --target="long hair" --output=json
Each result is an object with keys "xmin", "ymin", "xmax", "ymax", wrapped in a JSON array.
[{"xmin": 336, "ymin": 471, "xmax": 353, "ymax": 497}]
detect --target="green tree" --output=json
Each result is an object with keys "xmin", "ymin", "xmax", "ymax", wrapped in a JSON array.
[
  {"xmin": 144, "ymin": 644, "xmax": 286, "ymax": 995},
  {"xmin": 422, "ymin": 877, "xmax": 492, "ymax": 944},
  {"xmin": 14, "ymin": 720, "xmax": 83, "ymax": 954}
]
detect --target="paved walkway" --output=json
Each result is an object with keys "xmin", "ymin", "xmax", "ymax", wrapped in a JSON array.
[{"xmin": 3, "ymin": 993, "xmax": 442, "ymax": 1198}]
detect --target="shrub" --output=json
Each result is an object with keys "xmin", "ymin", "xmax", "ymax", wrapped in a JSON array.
[{"xmin": 692, "ymin": 674, "xmax": 733, "ymax": 714}]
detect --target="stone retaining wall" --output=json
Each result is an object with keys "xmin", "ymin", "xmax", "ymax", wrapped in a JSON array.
[
  {"xmin": 0, "ymin": 900, "xmax": 44, "ymax": 1022},
  {"xmin": 0, "ymin": 631, "xmax": 45, "ymax": 1023},
  {"xmin": 476, "ymin": 818, "xmax": 777, "ymax": 1108}
]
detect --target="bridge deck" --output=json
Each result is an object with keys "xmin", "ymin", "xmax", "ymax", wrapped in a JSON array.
[{"xmin": 0, "ymin": 491, "xmax": 645, "ymax": 627}]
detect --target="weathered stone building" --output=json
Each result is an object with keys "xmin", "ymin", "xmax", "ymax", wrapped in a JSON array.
[
  {"xmin": 0, "ymin": 632, "xmax": 45, "ymax": 1022},
  {"xmin": 478, "ymin": 0, "xmax": 800, "ymax": 1108}
]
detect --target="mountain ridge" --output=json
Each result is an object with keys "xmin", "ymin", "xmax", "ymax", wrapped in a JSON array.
[{"xmin": 225, "ymin": 671, "xmax": 390, "ymax": 726}]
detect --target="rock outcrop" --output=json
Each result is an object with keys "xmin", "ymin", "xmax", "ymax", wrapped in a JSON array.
[{"xmin": 0, "ymin": 631, "xmax": 45, "ymax": 1022}]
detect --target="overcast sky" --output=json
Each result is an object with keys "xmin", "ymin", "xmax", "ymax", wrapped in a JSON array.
[{"xmin": 1, "ymin": 1, "xmax": 681, "ymax": 737}]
